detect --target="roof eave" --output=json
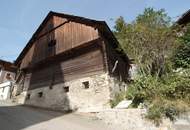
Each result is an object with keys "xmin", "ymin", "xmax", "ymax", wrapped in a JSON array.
[{"xmin": 176, "ymin": 9, "xmax": 190, "ymax": 25}]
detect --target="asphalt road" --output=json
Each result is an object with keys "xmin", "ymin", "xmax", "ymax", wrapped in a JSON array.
[{"xmin": 0, "ymin": 101, "xmax": 113, "ymax": 130}]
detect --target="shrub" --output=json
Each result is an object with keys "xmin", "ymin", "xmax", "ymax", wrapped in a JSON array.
[
  {"xmin": 173, "ymin": 24, "xmax": 190, "ymax": 68},
  {"xmin": 126, "ymin": 75, "xmax": 162, "ymax": 107},
  {"xmin": 124, "ymin": 72, "xmax": 190, "ymax": 124},
  {"xmin": 146, "ymin": 103, "xmax": 164, "ymax": 125}
]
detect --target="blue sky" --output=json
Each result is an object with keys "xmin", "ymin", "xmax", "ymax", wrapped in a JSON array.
[{"xmin": 0, "ymin": 0, "xmax": 189, "ymax": 62}]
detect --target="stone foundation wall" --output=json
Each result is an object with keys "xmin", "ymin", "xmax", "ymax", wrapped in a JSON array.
[
  {"xmin": 17, "ymin": 73, "xmax": 127, "ymax": 112},
  {"xmin": 96, "ymin": 109, "xmax": 190, "ymax": 130}
]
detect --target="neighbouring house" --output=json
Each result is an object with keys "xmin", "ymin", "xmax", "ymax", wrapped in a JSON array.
[
  {"xmin": 176, "ymin": 9, "xmax": 190, "ymax": 36},
  {"xmin": 12, "ymin": 11, "xmax": 130, "ymax": 111},
  {"xmin": 0, "ymin": 60, "xmax": 16, "ymax": 100}
]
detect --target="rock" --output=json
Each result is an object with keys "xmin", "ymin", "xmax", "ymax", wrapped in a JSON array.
[{"xmin": 115, "ymin": 100, "xmax": 132, "ymax": 109}]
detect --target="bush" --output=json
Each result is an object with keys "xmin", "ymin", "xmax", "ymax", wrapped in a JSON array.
[
  {"xmin": 161, "ymin": 72, "xmax": 190, "ymax": 102},
  {"xmin": 146, "ymin": 103, "xmax": 164, "ymax": 125},
  {"xmin": 126, "ymin": 75, "xmax": 162, "ymax": 107},
  {"xmin": 173, "ymin": 24, "xmax": 190, "ymax": 68},
  {"xmin": 124, "ymin": 72, "xmax": 190, "ymax": 124}
]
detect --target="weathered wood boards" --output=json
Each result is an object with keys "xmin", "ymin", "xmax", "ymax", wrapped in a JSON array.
[{"xmin": 15, "ymin": 12, "xmax": 130, "ymax": 91}]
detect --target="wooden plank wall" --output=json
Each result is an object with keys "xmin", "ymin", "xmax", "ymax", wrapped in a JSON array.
[
  {"xmin": 54, "ymin": 16, "xmax": 99, "ymax": 54},
  {"xmin": 20, "ymin": 16, "xmax": 99, "ymax": 69},
  {"xmin": 20, "ymin": 44, "xmax": 35, "ymax": 68},
  {"xmin": 26, "ymin": 46, "xmax": 104, "ymax": 90}
]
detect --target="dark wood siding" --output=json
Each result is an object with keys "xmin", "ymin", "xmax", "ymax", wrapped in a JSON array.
[
  {"xmin": 20, "ymin": 16, "xmax": 99, "ymax": 69},
  {"xmin": 20, "ymin": 43, "xmax": 35, "ymax": 69},
  {"xmin": 54, "ymin": 16, "xmax": 99, "ymax": 54},
  {"xmin": 104, "ymin": 39, "xmax": 129, "ymax": 82},
  {"xmin": 27, "ymin": 46, "xmax": 104, "ymax": 90}
]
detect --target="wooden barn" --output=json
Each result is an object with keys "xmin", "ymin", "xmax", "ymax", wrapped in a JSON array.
[{"xmin": 13, "ymin": 11, "xmax": 130, "ymax": 111}]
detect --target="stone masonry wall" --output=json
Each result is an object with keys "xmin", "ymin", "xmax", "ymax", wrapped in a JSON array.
[
  {"xmin": 96, "ymin": 109, "xmax": 190, "ymax": 130},
  {"xmin": 17, "ymin": 73, "xmax": 127, "ymax": 112}
]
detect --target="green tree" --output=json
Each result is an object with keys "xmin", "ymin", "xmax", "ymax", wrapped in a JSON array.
[
  {"xmin": 112, "ymin": 8, "xmax": 190, "ymax": 124},
  {"xmin": 114, "ymin": 8, "xmax": 178, "ymax": 76},
  {"xmin": 173, "ymin": 24, "xmax": 190, "ymax": 68}
]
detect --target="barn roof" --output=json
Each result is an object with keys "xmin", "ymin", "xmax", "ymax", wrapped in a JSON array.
[
  {"xmin": 15, "ymin": 11, "xmax": 128, "ymax": 65},
  {"xmin": 177, "ymin": 9, "xmax": 190, "ymax": 25}
]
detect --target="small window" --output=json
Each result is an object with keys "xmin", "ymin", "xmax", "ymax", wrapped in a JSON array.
[
  {"xmin": 6, "ymin": 73, "xmax": 11, "ymax": 80},
  {"xmin": 83, "ymin": 81, "xmax": 89, "ymax": 89},
  {"xmin": 49, "ymin": 85, "xmax": 53, "ymax": 90},
  {"xmin": 48, "ymin": 40, "xmax": 56, "ymax": 47},
  {"xmin": 48, "ymin": 23, "xmax": 54, "ymax": 30},
  {"xmin": 119, "ymin": 86, "xmax": 122, "ymax": 91},
  {"xmin": 38, "ymin": 92, "xmax": 43, "ymax": 98},
  {"xmin": 26, "ymin": 94, "xmax": 31, "ymax": 100},
  {"xmin": 49, "ymin": 76, "xmax": 55, "ymax": 90},
  {"xmin": 64, "ymin": 86, "xmax": 69, "ymax": 93}
]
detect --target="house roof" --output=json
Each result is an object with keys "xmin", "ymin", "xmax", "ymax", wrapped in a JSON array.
[
  {"xmin": 0, "ymin": 59, "xmax": 17, "ymax": 72},
  {"xmin": 15, "ymin": 11, "xmax": 129, "ymax": 65},
  {"xmin": 0, "ymin": 59, "xmax": 13, "ymax": 66},
  {"xmin": 177, "ymin": 9, "xmax": 190, "ymax": 25}
]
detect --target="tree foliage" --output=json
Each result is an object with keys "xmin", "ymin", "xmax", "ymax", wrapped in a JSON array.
[
  {"xmin": 112, "ymin": 8, "xmax": 190, "ymax": 124},
  {"xmin": 114, "ymin": 8, "xmax": 178, "ymax": 76},
  {"xmin": 173, "ymin": 24, "xmax": 190, "ymax": 68},
  {"xmin": 125, "ymin": 73, "xmax": 190, "ymax": 124}
]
